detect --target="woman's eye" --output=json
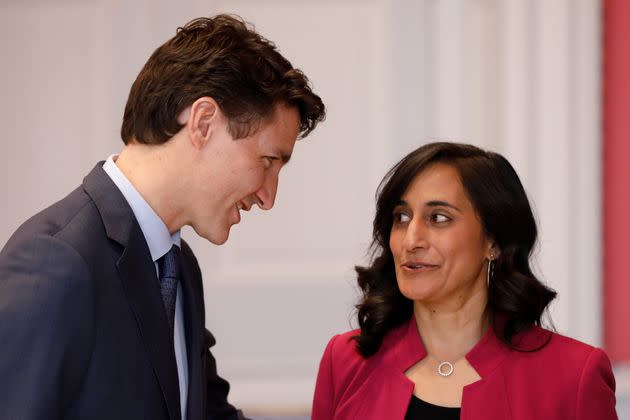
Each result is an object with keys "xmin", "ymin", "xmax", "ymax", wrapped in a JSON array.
[
  {"xmin": 394, "ymin": 212, "xmax": 411, "ymax": 223},
  {"xmin": 431, "ymin": 213, "xmax": 450, "ymax": 224}
]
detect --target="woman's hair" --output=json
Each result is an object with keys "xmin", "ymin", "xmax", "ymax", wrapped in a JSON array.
[
  {"xmin": 121, "ymin": 14, "xmax": 325, "ymax": 145},
  {"xmin": 353, "ymin": 142, "xmax": 557, "ymax": 357}
]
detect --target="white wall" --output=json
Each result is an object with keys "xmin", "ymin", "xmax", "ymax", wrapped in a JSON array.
[{"xmin": 0, "ymin": 0, "xmax": 603, "ymax": 414}]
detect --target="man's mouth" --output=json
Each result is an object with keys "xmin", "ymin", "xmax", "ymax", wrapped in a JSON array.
[{"xmin": 233, "ymin": 203, "xmax": 243, "ymax": 224}]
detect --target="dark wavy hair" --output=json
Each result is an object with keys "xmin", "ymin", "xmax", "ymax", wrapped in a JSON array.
[
  {"xmin": 353, "ymin": 142, "xmax": 557, "ymax": 357},
  {"xmin": 121, "ymin": 14, "xmax": 325, "ymax": 145}
]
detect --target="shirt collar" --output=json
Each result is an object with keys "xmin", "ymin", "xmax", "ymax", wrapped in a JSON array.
[{"xmin": 103, "ymin": 155, "xmax": 180, "ymax": 261}]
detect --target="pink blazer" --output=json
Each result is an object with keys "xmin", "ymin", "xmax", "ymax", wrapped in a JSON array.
[{"xmin": 312, "ymin": 317, "xmax": 617, "ymax": 420}]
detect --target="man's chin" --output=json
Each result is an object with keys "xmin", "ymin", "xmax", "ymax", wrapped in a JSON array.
[
  {"xmin": 195, "ymin": 225, "xmax": 231, "ymax": 245},
  {"xmin": 208, "ymin": 236, "xmax": 228, "ymax": 245}
]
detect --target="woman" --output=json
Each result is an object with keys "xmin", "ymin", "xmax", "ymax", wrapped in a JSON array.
[{"xmin": 312, "ymin": 142, "xmax": 617, "ymax": 419}]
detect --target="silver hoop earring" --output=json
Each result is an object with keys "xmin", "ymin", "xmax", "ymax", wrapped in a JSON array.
[{"xmin": 487, "ymin": 257, "xmax": 494, "ymax": 288}]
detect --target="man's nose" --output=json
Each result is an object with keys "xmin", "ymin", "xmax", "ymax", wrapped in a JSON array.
[{"xmin": 254, "ymin": 171, "xmax": 279, "ymax": 210}]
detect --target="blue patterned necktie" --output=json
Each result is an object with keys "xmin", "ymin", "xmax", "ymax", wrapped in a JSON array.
[{"xmin": 157, "ymin": 245, "xmax": 181, "ymax": 335}]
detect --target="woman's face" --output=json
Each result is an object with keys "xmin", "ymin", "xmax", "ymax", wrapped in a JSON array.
[{"xmin": 389, "ymin": 162, "xmax": 493, "ymax": 307}]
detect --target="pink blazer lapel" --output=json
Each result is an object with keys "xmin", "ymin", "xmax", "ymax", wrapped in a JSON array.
[
  {"xmin": 347, "ymin": 367, "xmax": 415, "ymax": 420},
  {"xmin": 461, "ymin": 369, "xmax": 512, "ymax": 420}
]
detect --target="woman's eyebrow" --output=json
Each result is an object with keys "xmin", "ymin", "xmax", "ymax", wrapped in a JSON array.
[
  {"xmin": 395, "ymin": 199, "xmax": 462, "ymax": 213},
  {"xmin": 426, "ymin": 200, "xmax": 462, "ymax": 212}
]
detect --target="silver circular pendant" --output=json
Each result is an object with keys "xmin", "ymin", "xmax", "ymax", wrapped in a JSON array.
[{"xmin": 437, "ymin": 361, "xmax": 454, "ymax": 377}]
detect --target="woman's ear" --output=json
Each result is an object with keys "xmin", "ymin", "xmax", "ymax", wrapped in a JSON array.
[
  {"xmin": 487, "ymin": 240, "xmax": 500, "ymax": 260},
  {"xmin": 185, "ymin": 97, "xmax": 219, "ymax": 149}
]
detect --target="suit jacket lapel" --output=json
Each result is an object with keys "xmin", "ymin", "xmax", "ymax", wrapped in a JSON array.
[
  {"xmin": 117, "ymin": 232, "xmax": 182, "ymax": 420},
  {"xmin": 83, "ymin": 163, "xmax": 182, "ymax": 420},
  {"xmin": 180, "ymin": 242, "xmax": 204, "ymax": 420}
]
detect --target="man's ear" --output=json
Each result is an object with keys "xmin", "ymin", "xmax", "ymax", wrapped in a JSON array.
[{"xmin": 183, "ymin": 97, "xmax": 219, "ymax": 149}]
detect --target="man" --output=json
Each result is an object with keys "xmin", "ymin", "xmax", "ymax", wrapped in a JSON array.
[{"xmin": 0, "ymin": 14, "xmax": 325, "ymax": 420}]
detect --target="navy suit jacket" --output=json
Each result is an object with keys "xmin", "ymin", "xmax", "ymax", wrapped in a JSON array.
[{"xmin": 0, "ymin": 163, "xmax": 245, "ymax": 420}]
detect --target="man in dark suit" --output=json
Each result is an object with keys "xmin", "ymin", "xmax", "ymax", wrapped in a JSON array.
[{"xmin": 0, "ymin": 14, "xmax": 325, "ymax": 420}]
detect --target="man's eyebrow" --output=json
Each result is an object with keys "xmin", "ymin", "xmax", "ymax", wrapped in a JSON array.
[{"xmin": 269, "ymin": 148, "xmax": 291, "ymax": 164}]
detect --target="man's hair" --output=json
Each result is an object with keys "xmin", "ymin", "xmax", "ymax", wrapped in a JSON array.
[{"xmin": 121, "ymin": 14, "xmax": 325, "ymax": 144}]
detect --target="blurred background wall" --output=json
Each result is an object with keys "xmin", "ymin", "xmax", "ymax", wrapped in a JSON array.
[{"xmin": 1, "ymin": 0, "xmax": 627, "ymax": 417}]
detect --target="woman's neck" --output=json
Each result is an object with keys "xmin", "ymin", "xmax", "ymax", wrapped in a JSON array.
[{"xmin": 413, "ymin": 288, "xmax": 489, "ymax": 362}]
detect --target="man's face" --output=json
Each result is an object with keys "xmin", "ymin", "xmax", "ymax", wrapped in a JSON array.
[{"xmin": 190, "ymin": 103, "xmax": 300, "ymax": 244}]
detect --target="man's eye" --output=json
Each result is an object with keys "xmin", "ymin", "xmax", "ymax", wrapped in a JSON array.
[{"xmin": 264, "ymin": 156, "xmax": 274, "ymax": 168}]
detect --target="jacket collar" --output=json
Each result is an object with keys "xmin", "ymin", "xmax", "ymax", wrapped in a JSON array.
[
  {"xmin": 392, "ymin": 314, "xmax": 511, "ymax": 378},
  {"xmin": 82, "ymin": 162, "xmax": 183, "ymax": 420},
  {"xmin": 82, "ymin": 162, "xmax": 140, "ymax": 248},
  {"xmin": 373, "ymin": 314, "xmax": 550, "ymax": 419}
]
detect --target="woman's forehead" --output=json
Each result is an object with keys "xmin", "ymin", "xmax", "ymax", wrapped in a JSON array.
[{"xmin": 401, "ymin": 163, "xmax": 468, "ymax": 204}]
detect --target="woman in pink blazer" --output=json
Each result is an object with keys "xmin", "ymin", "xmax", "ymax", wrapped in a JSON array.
[{"xmin": 312, "ymin": 142, "xmax": 617, "ymax": 420}]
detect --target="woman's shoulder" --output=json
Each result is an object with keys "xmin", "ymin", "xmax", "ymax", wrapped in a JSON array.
[
  {"xmin": 320, "ymin": 329, "xmax": 374, "ymax": 374},
  {"xmin": 322, "ymin": 321, "xmax": 409, "ymax": 362},
  {"xmin": 508, "ymin": 325, "xmax": 614, "ymax": 380},
  {"xmin": 313, "ymin": 325, "xmax": 410, "ymax": 419},
  {"xmin": 518, "ymin": 325, "xmax": 602, "ymax": 358},
  {"xmin": 501, "ymin": 326, "xmax": 616, "ymax": 414},
  {"xmin": 315, "ymin": 329, "xmax": 367, "ymax": 403},
  {"xmin": 322, "ymin": 329, "xmax": 362, "ymax": 364},
  {"xmin": 318, "ymin": 323, "xmax": 408, "ymax": 382}
]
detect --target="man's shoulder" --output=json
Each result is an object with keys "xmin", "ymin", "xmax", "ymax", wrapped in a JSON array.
[
  {"xmin": 6, "ymin": 184, "xmax": 97, "ymax": 246},
  {"xmin": 0, "ymin": 178, "xmax": 114, "ymax": 280},
  {"xmin": 0, "ymin": 209, "xmax": 95, "ymax": 329}
]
